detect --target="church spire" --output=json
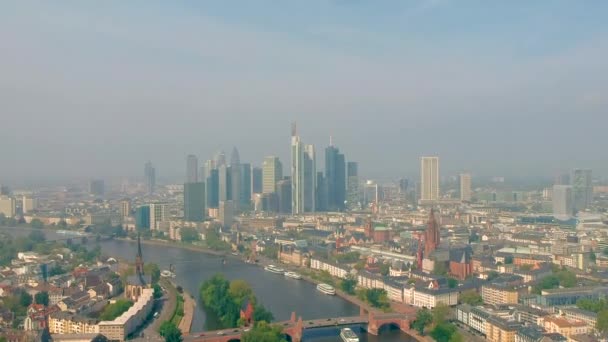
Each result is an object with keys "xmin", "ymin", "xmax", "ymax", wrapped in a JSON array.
[{"xmin": 135, "ymin": 232, "xmax": 144, "ymax": 276}]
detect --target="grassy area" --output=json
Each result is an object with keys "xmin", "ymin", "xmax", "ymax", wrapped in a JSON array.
[{"xmin": 170, "ymin": 295, "xmax": 185, "ymax": 326}]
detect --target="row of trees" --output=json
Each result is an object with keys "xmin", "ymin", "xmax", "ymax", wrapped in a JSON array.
[
  {"xmin": 356, "ymin": 288, "xmax": 390, "ymax": 310},
  {"xmin": 199, "ymin": 274, "xmax": 273, "ymax": 328},
  {"xmin": 410, "ymin": 303, "xmax": 463, "ymax": 342},
  {"xmin": 577, "ymin": 298, "xmax": 608, "ymax": 334}
]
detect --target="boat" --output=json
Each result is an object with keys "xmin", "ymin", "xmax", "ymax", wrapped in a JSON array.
[
  {"xmin": 284, "ymin": 271, "xmax": 302, "ymax": 280},
  {"xmin": 161, "ymin": 270, "xmax": 176, "ymax": 278},
  {"xmin": 340, "ymin": 328, "xmax": 359, "ymax": 342},
  {"xmin": 264, "ymin": 265, "xmax": 285, "ymax": 274},
  {"xmin": 316, "ymin": 283, "xmax": 336, "ymax": 295}
]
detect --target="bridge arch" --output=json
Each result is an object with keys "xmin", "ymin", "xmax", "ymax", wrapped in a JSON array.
[
  {"xmin": 377, "ymin": 322, "xmax": 401, "ymax": 334},
  {"xmin": 227, "ymin": 339, "xmax": 240, "ymax": 342}
]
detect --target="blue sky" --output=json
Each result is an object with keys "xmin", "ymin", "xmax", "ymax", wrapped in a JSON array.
[{"xmin": 1, "ymin": 1, "xmax": 607, "ymax": 183}]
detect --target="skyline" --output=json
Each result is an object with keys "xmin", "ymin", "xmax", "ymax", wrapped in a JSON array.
[{"xmin": 1, "ymin": 1, "xmax": 607, "ymax": 182}]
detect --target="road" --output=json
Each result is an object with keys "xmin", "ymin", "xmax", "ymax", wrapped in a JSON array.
[{"xmin": 132, "ymin": 279, "xmax": 177, "ymax": 342}]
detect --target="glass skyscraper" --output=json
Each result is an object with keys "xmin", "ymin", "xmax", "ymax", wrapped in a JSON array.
[{"xmin": 184, "ymin": 182, "xmax": 205, "ymax": 222}]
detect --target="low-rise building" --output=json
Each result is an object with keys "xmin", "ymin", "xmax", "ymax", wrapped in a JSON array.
[
  {"xmin": 542, "ymin": 316, "xmax": 589, "ymax": 339},
  {"xmin": 98, "ymin": 288, "xmax": 154, "ymax": 342},
  {"xmin": 485, "ymin": 316, "xmax": 521, "ymax": 342},
  {"xmin": 49, "ymin": 312, "xmax": 99, "ymax": 335},
  {"xmin": 310, "ymin": 259, "xmax": 349, "ymax": 279}
]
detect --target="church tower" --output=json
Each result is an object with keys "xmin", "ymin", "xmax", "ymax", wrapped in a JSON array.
[{"xmin": 424, "ymin": 208, "xmax": 440, "ymax": 256}]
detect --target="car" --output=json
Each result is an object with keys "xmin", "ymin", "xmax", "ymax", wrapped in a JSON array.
[
  {"xmin": 339, "ymin": 319, "xmax": 345, "ymax": 322},
  {"xmin": 217, "ymin": 331, "xmax": 224, "ymax": 335},
  {"xmin": 233, "ymin": 329, "xmax": 239, "ymax": 333},
  {"xmin": 243, "ymin": 328, "xmax": 251, "ymax": 332}
]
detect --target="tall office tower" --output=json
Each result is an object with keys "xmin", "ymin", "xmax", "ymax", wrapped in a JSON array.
[
  {"xmin": 571, "ymin": 169, "xmax": 592, "ymax": 211},
  {"xmin": 230, "ymin": 147, "xmax": 241, "ymax": 213},
  {"xmin": 206, "ymin": 169, "xmax": 219, "ymax": 209},
  {"xmin": 219, "ymin": 200, "xmax": 234, "ymax": 228},
  {"xmin": 89, "ymin": 179, "xmax": 105, "ymax": 196},
  {"xmin": 363, "ymin": 180, "xmax": 379, "ymax": 207},
  {"xmin": 316, "ymin": 172, "xmax": 328, "ymax": 212},
  {"xmin": 202, "ymin": 159, "xmax": 215, "ymax": 181},
  {"xmin": 553, "ymin": 185, "xmax": 574, "ymax": 218},
  {"xmin": 120, "ymin": 199, "xmax": 131, "ymax": 218},
  {"xmin": 291, "ymin": 126, "xmax": 305, "ymax": 214},
  {"xmin": 325, "ymin": 143, "xmax": 346, "ymax": 211},
  {"xmin": 303, "ymin": 144, "xmax": 316, "ymax": 213},
  {"xmin": 149, "ymin": 202, "xmax": 168, "ymax": 230},
  {"xmin": 215, "ymin": 151, "xmax": 226, "ymax": 168},
  {"xmin": 554, "ymin": 173, "xmax": 570, "ymax": 186},
  {"xmin": 0, "ymin": 196, "xmax": 16, "ymax": 217},
  {"xmin": 251, "ymin": 167, "xmax": 263, "ymax": 195},
  {"xmin": 22, "ymin": 196, "xmax": 37, "ymax": 214},
  {"xmin": 135, "ymin": 205, "xmax": 150, "ymax": 229},
  {"xmin": 277, "ymin": 179, "xmax": 292, "ymax": 214},
  {"xmin": 459, "ymin": 173, "xmax": 472, "ymax": 202},
  {"xmin": 346, "ymin": 162, "xmax": 359, "ymax": 210},
  {"xmin": 0, "ymin": 186, "xmax": 10, "ymax": 196},
  {"xmin": 184, "ymin": 182, "xmax": 206, "ymax": 222},
  {"xmin": 262, "ymin": 156, "xmax": 283, "ymax": 194},
  {"xmin": 240, "ymin": 163, "xmax": 252, "ymax": 209},
  {"xmin": 186, "ymin": 154, "xmax": 198, "ymax": 183},
  {"xmin": 218, "ymin": 164, "xmax": 229, "ymax": 203},
  {"xmin": 144, "ymin": 161, "xmax": 156, "ymax": 194},
  {"xmin": 420, "ymin": 156, "xmax": 440, "ymax": 202}
]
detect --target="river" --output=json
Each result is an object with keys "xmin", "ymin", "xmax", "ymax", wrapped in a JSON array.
[{"xmin": 2, "ymin": 228, "xmax": 414, "ymax": 341}]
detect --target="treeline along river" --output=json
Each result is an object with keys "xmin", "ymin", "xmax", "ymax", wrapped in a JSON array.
[{"xmin": 1, "ymin": 227, "xmax": 413, "ymax": 341}]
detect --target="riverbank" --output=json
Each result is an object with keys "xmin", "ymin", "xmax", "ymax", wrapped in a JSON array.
[{"xmin": 178, "ymin": 288, "xmax": 195, "ymax": 334}]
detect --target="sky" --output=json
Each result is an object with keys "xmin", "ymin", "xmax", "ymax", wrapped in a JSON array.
[{"xmin": 1, "ymin": 1, "xmax": 607, "ymax": 183}]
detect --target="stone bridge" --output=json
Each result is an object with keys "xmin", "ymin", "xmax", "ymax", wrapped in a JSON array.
[{"xmin": 189, "ymin": 311, "xmax": 413, "ymax": 342}]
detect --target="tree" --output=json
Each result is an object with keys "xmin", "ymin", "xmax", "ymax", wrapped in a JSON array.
[
  {"xmin": 459, "ymin": 290, "xmax": 483, "ymax": 305},
  {"xmin": 100, "ymin": 299, "xmax": 133, "ymax": 320},
  {"xmin": 449, "ymin": 332, "xmax": 465, "ymax": 342},
  {"xmin": 20, "ymin": 291, "xmax": 33, "ymax": 307},
  {"xmin": 365, "ymin": 289, "xmax": 390, "ymax": 309},
  {"xmin": 411, "ymin": 308, "xmax": 433, "ymax": 335},
  {"xmin": 577, "ymin": 298, "xmax": 607, "ymax": 313},
  {"xmin": 430, "ymin": 323, "xmax": 457, "ymax": 342},
  {"xmin": 35, "ymin": 291, "xmax": 50, "ymax": 307},
  {"xmin": 505, "ymin": 255, "xmax": 514, "ymax": 264},
  {"xmin": 433, "ymin": 262, "xmax": 447, "ymax": 276},
  {"xmin": 242, "ymin": 321, "xmax": 286, "ymax": 342},
  {"xmin": 590, "ymin": 250, "xmax": 597, "ymax": 263},
  {"xmin": 28, "ymin": 230, "xmax": 46, "ymax": 243},
  {"xmin": 432, "ymin": 303, "xmax": 450, "ymax": 325},
  {"xmin": 556, "ymin": 269, "xmax": 577, "ymax": 288},
  {"xmin": 487, "ymin": 271, "xmax": 500, "ymax": 281},
  {"xmin": 447, "ymin": 278, "xmax": 458, "ymax": 289},
  {"xmin": 261, "ymin": 245, "xmax": 279, "ymax": 260},
  {"xmin": 159, "ymin": 321, "xmax": 182, "ymax": 342},
  {"xmin": 340, "ymin": 275, "xmax": 357, "ymax": 295},
  {"xmin": 153, "ymin": 284, "xmax": 163, "ymax": 299},
  {"xmin": 229, "ymin": 280, "xmax": 253, "ymax": 302},
  {"xmin": 30, "ymin": 219, "xmax": 44, "ymax": 229},
  {"xmin": 253, "ymin": 304, "xmax": 274, "ymax": 323},
  {"xmin": 180, "ymin": 228, "xmax": 199, "ymax": 243},
  {"xmin": 334, "ymin": 252, "xmax": 361, "ymax": 264},
  {"xmin": 597, "ymin": 310, "xmax": 608, "ymax": 335},
  {"xmin": 379, "ymin": 263, "xmax": 390, "ymax": 276},
  {"xmin": 145, "ymin": 263, "xmax": 161, "ymax": 284},
  {"xmin": 354, "ymin": 260, "xmax": 365, "ymax": 271}
]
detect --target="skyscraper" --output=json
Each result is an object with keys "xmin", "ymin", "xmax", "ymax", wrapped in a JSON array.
[
  {"xmin": 553, "ymin": 185, "xmax": 573, "ymax": 218},
  {"xmin": 149, "ymin": 202, "xmax": 168, "ymax": 230},
  {"xmin": 303, "ymin": 144, "xmax": 316, "ymax": 213},
  {"xmin": 89, "ymin": 179, "xmax": 105, "ymax": 197},
  {"xmin": 202, "ymin": 159, "xmax": 215, "ymax": 181},
  {"xmin": 263, "ymin": 156, "xmax": 283, "ymax": 194},
  {"xmin": 135, "ymin": 205, "xmax": 150, "ymax": 229},
  {"xmin": 316, "ymin": 172, "xmax": 328, "ymax": 212},
  {"xmin": 571, "ymin": 169, "xmax": 592, "ymax": 211},
  {"xmin": 218, "ymin": 164, "xmax": 229, "ymax": 203},
  {"xmin": 277, "ymin": 179, "xmax": 292, "ymax": 214},
  {"xmin": 459, "ymin": 173, "xmax": 472, "ymax": 202},
  {"xmin": 144, "ymin": 161, "xmax": 156, "ymax": 195},
  {"xmin": 219, "ymin": 200, "xmax": 234, "ymax": 228},
  {"xmin": 186, "ymin": 154, "xmax": 198, "ymax": 183},
  {"xmin": 120, "ymin": 199, "xmax": 131, "ymax": 218},
  {"xmin": 291, "ymin": 124, "xmax": 316, "ymax": 214},
  {"xmin": 206, "ymin": 168, "xmax": 219, "ymax": 209},
  {"xmin": 215, "ymin": 151, "xmax": 226, "ymax": 168},
  {"xmin": 346, "ymin": 162, "xmax": 359, "ymax": 210},
  {"xmin": 22, "ymin": 196, "xmax": 37, "ymax": 214},
  {"xmin": 325, "ymin": 144, "xmax": 346, "ymax": 211},
  {"xmin": 420, "ymin": 156, "xmax": 439, "ymax": 202},
  {"xmin": 230, "ymin": 147, "xmax": 241, "ymax": 213},
  {"xmin": 240, "ymin": 163, "xmax": 252, "ymax": 209},
  {"xmin": 251, "ymin": 167, "xmax": 263, "ymax": 195},
  {"xmin": 184, "ymin": 182, "xmax": 206, "ymax": 222},
  {"xmin": 0, "ymin": 196, "xmax": 16, "ymax": 217}
]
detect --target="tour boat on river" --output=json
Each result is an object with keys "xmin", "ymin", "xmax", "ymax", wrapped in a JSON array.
[
  {"xmin": 284, "ymin": 271, "xmax": 302, "ymax": 280},
  {"xmin": 264, "ymin": 264, "xmax": 285, "ymax": 274},
  {"xmin": 316, "ymin": 283, "xmax": 336, "ymax": 295},
  {"xmin": 340, "ymin": 328, "xmax": 359, "ymax": 342}
]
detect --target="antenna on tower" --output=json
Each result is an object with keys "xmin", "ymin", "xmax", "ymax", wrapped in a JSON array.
[
  {"xmin": 330, "ymin": 135, "xmax": 333, "ymax": 146},
  {"xmin": 291, "ymin": 122, "xmax": 297, "ymax": 137}
]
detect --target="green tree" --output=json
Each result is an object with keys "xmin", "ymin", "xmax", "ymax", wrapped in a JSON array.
[
  {"xmin": 180, "ymin": 228, "xmax": 199, "ymax": 243},
  {"xmin": 379, "ymin": 263, "xmax": 390, "ymax": 276},
  {"xmin": 153, "ymin": 284, "xmax": 163, "ymax": 299},
  {"xmin": 459, "ymin": 290, "xmax": 483, "ymax": 305},
  {"xmin": 433, "ymin": 262, "xmax": 447, "ymax": 276},
  {"xmin": 159, "ymin": 321, "xmax": 182, "ymax": 342},
  {"xmin": 145, "ymin": 263, "xmax": 161, "ymax": 284},
  {"xmin": 411, "ymin": 308, "xmax": 433, "ymax": 335},
  {"xmin": 597, "ymin": 310, "xmax": 608, "ymax": 335},
  {"xmin": 253, "ymin": 304, "xmax": 274, "ymax": 323},
  {"xmin": 334, "ymin": 252, "xmax": 361, "ymax": 264},
  {"xmin": 204, "ymin": 228, "xmax": 231, "ymax": 251},
  {"xmin": 354, "ymin": 260, "xmax": 365, "ymax": 271},
  {"xmin": 449, "ymin": 331, "xmax": 465, "ymax": 342},
  {"xmin": 432, "ymin": 303, "xmax": 450, "ymax": 325},
  {"xmin": 577, "ymin": 298, "xmax": 607, "ymax": 313},
  {"xmin": 28, "ymin": 230, "xmax": 46, "ymax": 243},
  {"xmin": 430, "ymin": 323, "xmax": 457, "ymax": 342},
  {"xmin": 487, "ymin": 271, "xmax": 500, "ymax": 281},
  {"xmin": 30, "ymin": 219, "xmax": 44, "ymax": 229},
  {"xmin": 590, "ymin": 251, "xmax": 597, "ymax": 263},
  {"xmin": 556, "ymin": 269, "xmax": 577, "ymax": 288},
  {"xmin": 340, "ymin": 275, "xmax": 357, "ymax": 295},
  {"xmin": 505, "ymin": 255, "xmax": 514, "ymax": 264},
  {"xmin": 365, "ymin": 289, "xmax": 390, "ymax": 310},
  {"xmin": 99, "ymin": 299, "xmax": 133, "ymax": 320},
  {"xmin": 261, "ymin": 245, "xmax": 279, "ymax": 260},
  {"xmin": 447, "ymin": 278, "xmax": 458, "ymax": 289},
  {"xmin": 35, "ymin": 291, "xmax": 49, "ymax": 307},
  {"xmin": 20, "ymin": 291, "xmax": 33, "ymax": 307},
  {"xmin": 242, "ymin": 321, "xmax": 286, "ymax": 342}
]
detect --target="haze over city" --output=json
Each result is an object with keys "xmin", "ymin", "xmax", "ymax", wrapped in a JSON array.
[{"xmin": 1, "ymin": 1, "xmax": 607, "ymax": 183}]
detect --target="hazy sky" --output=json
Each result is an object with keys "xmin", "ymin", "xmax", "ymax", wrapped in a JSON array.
[{"xmin": 1, "ymin": 1, "xmax": 607, "ymax": 183}]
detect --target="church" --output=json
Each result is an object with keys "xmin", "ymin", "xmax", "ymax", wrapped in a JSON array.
[{"xmin": 125, "ymin": 234, "xmax": 151, "ymax": 301}]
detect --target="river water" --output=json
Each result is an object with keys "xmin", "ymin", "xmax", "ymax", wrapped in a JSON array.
[{"xmin": 2, "ymin": 228, "xmax": 414, "ymax": 341}]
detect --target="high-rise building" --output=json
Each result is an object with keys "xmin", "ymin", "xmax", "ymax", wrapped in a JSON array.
[
  {"xmin": 325, "ymin": 144, "xmax": 346, "ymax": 211},
  {"xmin": 316, "ymin": 172, "xmax": 328, "ymax": 212},
  {"xmin": 149, "ymin": 202, "xmax": 168, "ymax": 230},
  {"xmin": 219, "ymin": 200, "xmax": 234, "ymax": 228},
  {"xmin": 571, "ymin": 169, "xmax": 592, "ymax": 211},
  {"xmin": 22, "ymin": 196, "xmax": 37, "ymax": 214},
  {"xmin": 240, "ymin": 163, "xmax": 252, "ymax": 209},
  {"xmin": 120, "ymin": 199, "xmax": 131, "ymax": 218},
  {"xmin": 230, "ymin": 147, "xmax": 241, "ymax": 213},
  {"xmin": 363, "ymin": 180, "xmax": 379, "ymax": 207},
  {"xmin": 0, "ymin": 196, "xmax": 16, "ymax": 217},
  {"xmin": 459, "ymin": 173, "xmax": 472, "ymax": 202},
  {"xmin": 144, "ymin": 161, "xmax": 156, "ymax": 194},
  {"xmin": 303, "ymin": 144, "xmax": 316, "ymax": 213},
  {"xmin": 202, "ymin": 159, "xmax": 215, "ymax": 181},
  {"xmin": 277, "ymin": 179, "xmax": 292, "ymax": 214},
  {"xmin": 553, "ymin": 185, "xmax": 573, "ymax": 218},
  {"xmin": 420, "ymin": 156, "xmax": 439, "ymax": 202},
  {"xmin": 291, "ymin": 124, "xmax": 316, "ymax": 214},
  {"xmin": 184, "ymin": 182, "xmax": 206, "ymax": 222},
  {"xmin": 206, "ymin": 168, "xmax": 219, "ymax": 209},
  {"xmin": 0, "ymin": 186, "xmax": 10, "ymax": 196},
  {"xmin": 346, "ymin": 162, "xmax": 359, "ymax": 210},
  {"xmin": 135, "ymin": 205, "xmax": 150, "ymax": 229},
  {"xmin": 251, "ymin": 167, "xmax": 263, "ymax": 195},
  {"xmin": 262, "ymin": 156, "xmax": 283, "ymax": 194},
  {"xmin": 215, "ymin": 151, "xmax": 226, "ymax": 168},
  {"xmin": 89, "ymin": 179, "xmax": 105, "ymax": 197},
  {"xmin": 218, "ymin": 164, "xmax": 229, "ymax": 203},
  {"xmin": 555, "ymin": 173, "xmax": 570, "ymax": 186},
  {"xmin": 186, "ymin": 154, "xmax": 198, "ymax": 183}
]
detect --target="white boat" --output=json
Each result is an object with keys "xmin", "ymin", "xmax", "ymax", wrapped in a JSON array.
[
  {"xmin": 161, "ymin": 270, "xmax": 176, "ymax": 278},
  {"xmin": 316, "ymin": 283, "xmax": 336, "ymax": 295},
  {"xmin": 340, "ymin": 328, "xmax": 359, "ymax": 342},
  {"xmin": 284, "ymin": 271, "xmax": 302, "ymax": 280},
  {"xmin": 264, "ymin": 265, "xmax": 285, "ymax": 274}
]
